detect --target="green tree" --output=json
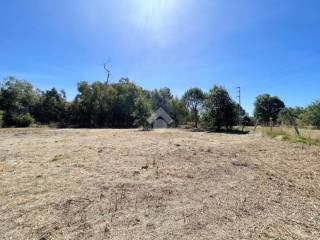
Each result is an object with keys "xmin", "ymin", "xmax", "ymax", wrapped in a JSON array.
[
  {"xmin": 203, "ymin": 86, "xmax": 237, "ymax": 131},
  {"xmin": 147, "ymin": 87, "xmax": 188, "ymax": 126},
  {"xmin": 234, "ymin": 103, "xmax": 247, "ymax": 123},
  {"xmin": 278, "ymin": 107, "xmax": 301, "ymax": 135},
  {"xmin": 149, "ymin": 87, "xmax": 172, "ymax": 111},
  {"xmin": 254, "ymin": 94, "xmax": 285, "ymax": 125},
  {"xmin": 131, "ymin": 95, "xmax": 151, "ymax": 129},
  {"xmin": 112, "ymin": 78, "xmax": 144, "ymax": 128},
  {"xmin": 182, "ymin": 88, "xmax": 205, "ymax": 128},
  {"xmin": 71, "ymin": 81, "xmax": 117, "ymax": 127},
  {"xmin": 0, "ymin": 76, "xmax": 39, "ymax": 127},
  {"xmin": 71, "ymin": 78, "xmax": 143, "ymax": 128},
  {"xmin": 170, "ymin": 97, "xmax": 188, "ymax": 126},
  {"xmin": 241, "ymin": 115, "xmax": 254, "ymax": 127},
  {"xmin": 300, "ymin": 101, "xmax": 320, "ymax": 128},
  {"xmin": 278, "ymin": 107, "xmax": 302, "ymax": 126},
  {"xmin": 34, "ymin": 88, "xmax": 68, "ymax": 125}
]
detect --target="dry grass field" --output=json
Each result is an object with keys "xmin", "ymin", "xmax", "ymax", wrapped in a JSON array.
[
  {"xmin": 1, "ymin": 128, "xmax": 320, "ymax": 240},
  {"xmin": 254, "ymin": 126, "xmax": 320, "ymax": 141}
]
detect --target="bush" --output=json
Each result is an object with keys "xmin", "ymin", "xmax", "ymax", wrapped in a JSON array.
[{"xmin": 13, "ymin": 113, "xmax": 35, "ymax": 127}]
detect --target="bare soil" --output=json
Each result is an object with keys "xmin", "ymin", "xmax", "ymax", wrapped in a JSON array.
[{"xmin": 1, "ymin": 128, "xmax": 320, "ymax": 240}]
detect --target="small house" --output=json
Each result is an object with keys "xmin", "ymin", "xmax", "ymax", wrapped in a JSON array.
[{"xmin": 148, "ymin": 107, "xmax": 174, "ymax": 128}]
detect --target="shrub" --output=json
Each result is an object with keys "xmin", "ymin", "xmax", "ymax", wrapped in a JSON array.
[{"xmin": 13, "ymin": 113, "xmax": 35, "ymax": 127}]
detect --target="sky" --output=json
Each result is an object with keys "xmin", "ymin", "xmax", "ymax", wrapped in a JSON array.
[{"xmin": 1, "ymin": 0, "xmax": 320, "ymax": 114}]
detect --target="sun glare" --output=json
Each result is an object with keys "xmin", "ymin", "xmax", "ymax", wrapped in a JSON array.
[{"xmin": 130, "ymin": 0, "xmax": 179, "ymax": 32}]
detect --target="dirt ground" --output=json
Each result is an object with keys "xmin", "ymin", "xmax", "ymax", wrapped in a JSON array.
[{"xmin": 1, "ymin": 128, "xmax": 320, "ymax": 240}]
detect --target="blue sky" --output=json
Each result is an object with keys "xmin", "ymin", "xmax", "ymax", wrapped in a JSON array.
[{"xmin": 1, "ymin": 0, "xmax": 320, "ymax": 114}]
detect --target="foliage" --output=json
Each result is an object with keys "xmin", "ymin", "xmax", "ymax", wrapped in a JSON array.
[
  {"xmin": 12, "ymin": 113, "xmax": 35, "ymax": 127},
  {"xmin": 202, "ymin": 85, "xmax": 237, "ymax": 131},
  {"xmin": 242, "ymin": 115, "xmax": 254, "ymax": 127},
  {"xmin": 0, "ymin": 76, "xmax": 39, "ymax": 126},
  {"xmin": 0, "ymin": 76, "xmax": 247, "ymax": 130},
  {"xmin": 9, "ymin": 75, "xmax": 320, "ymax": 132},
  {"xmin": 70, "ymin": 78, "xmax": 145, "ymax": 128},
  {"xmin": 131, "ymin": 95, "xmax": 151, "ymax": 129},
  {"xmin": 290, "ymin": 107, "xmax": 305, "ymax": 117},
  {"xmin": 149, "ymin": 87, "xmax": 173, "ymax": 113},
  {"xmin": 111, "ymin": 78, "xmax": 143, "ymax": 128},
  {"xmin": 182, "ymin": 88, "xmax": 205, "ymax": 128},
  {"xmin": 278, "ymin": 107, "xmax": 300, "ymax": 126},
  {"xmin": 71, "ymin": 81, "xmax": 117, "ymax": 127},
  {"xmin": 147, "ymin": 88, "xmax": 188, "ymax": 126},
  {"xmin": 234, "ymin": 103, "xmax": 249, "ymax": 126},
  {"xmin": 234, "ymin": 103, "xmax": 246, "ymax": 118},
  {"xmin": 254, "ymin": 94, "xmax": 285, "ymax": 125},
  {"xmin": 170, "ymin": 97, "xmax": 188, "ymax": 126},
  {"xmin": 33, "ymin": 88, "xmax": 68, "ymax": 125},
  {"xmin": 299, "ymin": 101, "xmax": 320, "ymax": 128}
]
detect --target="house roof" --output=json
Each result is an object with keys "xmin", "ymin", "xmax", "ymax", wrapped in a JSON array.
[{"xmin": 148, "ymin": 107, "xmax": 174, "ymax": 124}]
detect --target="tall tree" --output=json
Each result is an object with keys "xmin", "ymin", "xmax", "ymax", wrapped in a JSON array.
[
  {"xmin": 170, "ymin": 97, "xmax": 188, "ymax": 127},
  {"xmin": 0, "ymin": 76, "xmax": 39, "ymax": 127},
  {"xmin": 71, "ymin": 78, "xmax": 144, "ymax": 128},
  {"xmin": 131, "ymin": 95, "xmax": 151, "ymax": 129},
  {"xmin": 111, "ymin": 78, "xmax": 144, "ymax": 128},
  {"xmin": 34, "ymin": 88, "xmax": 67, "ymax": 125},
  {"xmin": 254, "ymin": 94, "xmax": 285, "ymax": 125},
  {"xmin": 71, "ymin": 81, "xmax": 117, "ymax": 127},
  {"xmin": 149, "ymin": 87, "xmax": 173, "ymax": 113},
  {"xmin": 203, "ymin": 86, "xmax": 237, "ymax": 131},
  {"xmin": 182, "ymin": 88, "xmax": 205, "ymax": 128}
]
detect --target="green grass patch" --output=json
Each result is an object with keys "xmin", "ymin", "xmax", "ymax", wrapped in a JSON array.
[{"xmin": 291, "ymin": 136, "xmax": 320, "ymax": 146}]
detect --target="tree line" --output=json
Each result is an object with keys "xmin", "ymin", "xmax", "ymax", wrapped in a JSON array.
[
  {"xmin": 0, "ymin": 76, "xmax": 319, "ymax": 130},
  {"xmin": 254, "ymin": 93, "xmax": 320, "ymax": 129}
]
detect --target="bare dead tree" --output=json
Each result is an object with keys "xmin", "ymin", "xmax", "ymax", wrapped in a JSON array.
[{"xmin": 103, "ymin": 63, "xmax": 111, "ymax": 85}]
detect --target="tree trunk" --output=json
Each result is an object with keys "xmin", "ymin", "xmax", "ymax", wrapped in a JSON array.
[{"xmin": 193, "ymin": 108, "xmax": 198, "ymax": 128}]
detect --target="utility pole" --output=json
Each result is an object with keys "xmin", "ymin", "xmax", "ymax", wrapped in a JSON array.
[{"xmin": 236, "ymin": 87, "xmax": 241, "ymax": 127}]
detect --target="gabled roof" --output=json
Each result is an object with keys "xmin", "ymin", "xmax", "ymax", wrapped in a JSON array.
[{"xmin": 148, "ymin": 107, "xmax": 174, "ymax": 124}]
